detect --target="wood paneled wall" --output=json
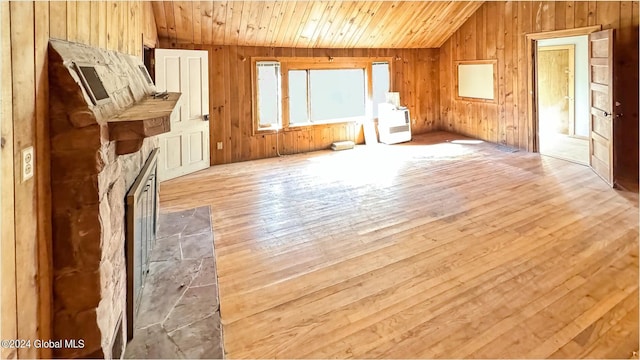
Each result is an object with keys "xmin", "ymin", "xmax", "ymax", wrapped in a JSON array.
[
  {"xmin": 1, "ymin": 3, "xmax": 18, "ymax": 360},
  {"xmin": 159, "ymin": 43, "xmax": 440, "ymax": 165},
  {"xmin": 1, "ymin": 2, "xmax": 156, "ymax": 358},
  {"xmin": 439, "ymin": 1, "xmax": 639, "ymax": 184}
]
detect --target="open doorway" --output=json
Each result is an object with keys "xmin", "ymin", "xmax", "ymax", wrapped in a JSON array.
[{"xmin": 536, "ymin": 36, "xmax": 589, "ymax": 164}]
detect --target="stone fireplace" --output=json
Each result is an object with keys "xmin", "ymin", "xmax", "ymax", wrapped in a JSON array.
[{"xmin": 48, "ymin": 39, "xmax": 178, "ymax": 358}]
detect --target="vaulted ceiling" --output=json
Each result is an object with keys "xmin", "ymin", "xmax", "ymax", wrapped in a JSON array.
[{"xmin": 152, "ymin": 1, "xmax": 485, "ymax": 49}]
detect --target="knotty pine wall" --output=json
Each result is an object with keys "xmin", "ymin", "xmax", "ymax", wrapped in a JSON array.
[
  {"xmin": 158, "ymin": 43, "xmax": 440, "ymax": 165},
  {"xmin": 439, "ymin": 1, "xmax": 639, "ymax": 184},
  {"xmin": 0, "ymin": 2, "xmax": 156, "ymax": 359}
]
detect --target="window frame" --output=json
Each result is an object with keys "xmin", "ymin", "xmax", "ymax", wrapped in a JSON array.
[
  {"xmin": 252, "ymin": 60, "xmax": 283, "ymax": 132},
  {"xmin": 454, "ymin": 59, "xmax": 498, "ymax": 103},
  {"xmin": 251, "ymin": 57, "xmax": 393, "ymax": 134}
]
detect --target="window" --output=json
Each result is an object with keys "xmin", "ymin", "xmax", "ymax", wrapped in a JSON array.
[
  {"xmin": 372, "ymin": 62, "xmax": 390, "ymax": 118},
  {"xmin": 288, "ymin": 70, "xmax": 308, "ymax": 124},
  {"xmin": 289, "ymin": 69, "xmax": 366, "ymax": 125},
  {"xmin": 256, "ymin": 61, "xmax": 281, "ymax": 129},
  {"xmin": 252, "ymin": 57, "xmax": 392, "ymax": 133}
]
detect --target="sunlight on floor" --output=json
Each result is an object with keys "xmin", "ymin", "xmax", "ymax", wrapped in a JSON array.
[{"xmin": 305, "ymin": 142, "xmax": 479, "ymax": 187}]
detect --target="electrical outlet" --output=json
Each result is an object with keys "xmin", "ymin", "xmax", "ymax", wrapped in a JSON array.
[
  {"xmin": 217, "ymin": 142, "xmax": 223, "ymax": 150},
  {"xmin": 22, "ymin": 146, "xmax": 34, "ymax": 182}
]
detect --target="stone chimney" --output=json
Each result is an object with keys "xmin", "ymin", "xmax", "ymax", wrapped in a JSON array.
[{"xmin": 48, "ymin": 39, "xmax": 166, "ymax": 358}]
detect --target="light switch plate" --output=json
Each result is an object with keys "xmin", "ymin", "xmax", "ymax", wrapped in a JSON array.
[{"xmin": 22, "ymin": 146, "xmax": 34, "ymax": 182}]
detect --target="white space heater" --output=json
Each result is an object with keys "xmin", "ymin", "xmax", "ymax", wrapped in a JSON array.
[{"xmin": 378, "ymin": 103, "xmax": 412, "ymax": 144}]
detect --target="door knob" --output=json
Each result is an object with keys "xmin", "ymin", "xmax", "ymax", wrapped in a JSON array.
[{"xmin": 603, "ymin": 111, "xmax": 611, "ymax": 117}]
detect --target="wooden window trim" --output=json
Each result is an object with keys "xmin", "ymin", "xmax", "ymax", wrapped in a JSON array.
[
  {"xmin": 251, "ymin": 59, "xmax": 282, "ymax": 133},
  {"xmin": 251, "ymin": 56, "xmax": 393, "ymax": 135}
]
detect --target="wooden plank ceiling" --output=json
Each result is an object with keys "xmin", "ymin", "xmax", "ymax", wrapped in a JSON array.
[{"xmin": 152, "ymin": 1, "xmax": 485, "ymax": 48}]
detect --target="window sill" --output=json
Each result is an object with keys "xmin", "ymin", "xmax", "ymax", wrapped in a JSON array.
[
  {"xmin": 290, "ymin": 117, "xmax": 361, "ymax": 127},
  {"xmin": 254, "ymin": 120, "xmax": 361, "ymax": 136},
  {"xmin": 256, "ymin": 125, "xmax": 282, "ymax": 134},
  {"xmin": 290, "ymin": 120, "xmax": 359, "ymax": 131}
]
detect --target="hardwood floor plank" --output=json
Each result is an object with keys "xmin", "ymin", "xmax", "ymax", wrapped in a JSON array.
[
  {"xmin": 159, "ymin": 131, "xmax": 639, "ymax": 358},
  {"xmin": 390, "ymin": 222, "xmax": 637, "ymax": 358}
]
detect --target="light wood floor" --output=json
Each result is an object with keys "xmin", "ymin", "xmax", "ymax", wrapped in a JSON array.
[{"xmin": 160, "ymin": 131, "xmax": 639, "ymax": 359}]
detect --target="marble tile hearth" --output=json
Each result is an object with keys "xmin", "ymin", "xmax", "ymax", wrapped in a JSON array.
[{"xmin": 125, "ymin": 206, "xmax": 224, "ymax": 359}]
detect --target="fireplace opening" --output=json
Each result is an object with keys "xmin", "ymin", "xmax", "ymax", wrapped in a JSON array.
[{"xmin": 125, "ymin": 148, "xmax": 160, "ymax": 340}]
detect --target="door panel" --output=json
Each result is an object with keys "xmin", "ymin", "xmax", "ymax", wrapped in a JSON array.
[
  {"xmin": 189, "ymin": 132, "xmax": 204, "ymax": 163},
  {"xmin": 155, "ymin": 49, "xmax": 210, "ymax": 181},
  {"xmin": 588, "ymin": 29, "xmax": 614, "ymax": 186},
  {"xmin": 188, "ymin": 58, "xmax": 203, "ymax": 119},
  {"xmin": 165, "ymin": 135, "xmax": 183, "ymax": 170},
  {"xmin": 591, "ymin": 66, "xmax": 608, "ymax": 84}
]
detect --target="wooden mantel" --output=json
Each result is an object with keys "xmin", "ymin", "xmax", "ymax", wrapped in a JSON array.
[{"xmin": 108, "ymin": 92, "xmax": 181, "ymax": 154}]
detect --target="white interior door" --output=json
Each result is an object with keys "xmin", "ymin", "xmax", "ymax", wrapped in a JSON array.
[{"xmin": 155, "ymin": 49, "xmax": 210, "ymax": 181}]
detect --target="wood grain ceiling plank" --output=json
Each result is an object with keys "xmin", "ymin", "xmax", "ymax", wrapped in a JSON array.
[
  {"xmin": 211, "ymin": 1, "xmax": 228, "ymax": 45},
  {"xmin": 276, "ymin": 1, "xmax": 308, "ymax": 47},
  {"xmin": 400, "ymin": 1, "xmax": 451, "ymax": 48},
  {"xmin": 239, "ymin": 2, "xmax": 265, "ymax": 46},
  {"xmin": 262, "ymin": 0, "xmax": 284, "ymax": 47},
  {"xmin": 353, "ymin": 1, "xmax": 400, "ymax": 47},
  {"xmin": 381, "ymin": 1, "xmax": 432, "ymax": 48},
  {"xmin": 434, "ymin": 1, "xmax": 485, "ymax": 47},
  {"xmin": 163, "ymin": 1, "xmax": 177, "ymax": 45},
  {"xmin": 313, "ymin": 1, "xmax": 353, "ymax": 48},
  {"xmin": 394, "ymin": 1, "xmax": 442, "ymax": 48},
  {"xmin": 412, "ymin": 1, "xmax": 455, "ymax": 48},
  {"xmin": 269, "ymin": 0, "xmax": 295, "ymax": 47},
  {"xmin": 340, "ymin": 1, "xmax": 384, "ymax": 48},
  {"xmin": 430, "ymin": 2, "xmax": 470, "ymax": 47},
  {"xmin": 201, "ymin": 1, "xmax": 213, "ymax": 45},
  {"xmin": 173, "ymin": 1, "xmax": 193, "ymax": 44},
  {"xmin": 153, "ymin": 0, "xmax": 489, "ymax": 49},
  {"xmin": 224, "ymin": 1, "xmax": 244, "ymax": 45},
  {"xmin": 151, "ymin": 1, "xmax": 168, "ymax": 40},
  {"xmin": 376, "ymin": 1, "xmax": 423, "ymax": 48},
  {"xmin": 254, "ymin": 1, "xmax": 277, "ymax": 46},
  {"xmin": 193, "ymin": 1, "xmax": 202, "ymax": 44},
  {"xmin": 365, "ymin": 1, "xmax": 417, "ymax": 48},
  {"xmin": 307, "ymin": 1, "xmax": 344, "ymax": 48},
  {"xmin": 283, "ymin": 1, "xmax": 314, "ymax": 47},
  {"xmin": 293, "ymin": 1, "xmax": 330, "ymax": 48},
  {"xmin": 319, "ymin": 1, "xmax": 359, "ymax": 48}
]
